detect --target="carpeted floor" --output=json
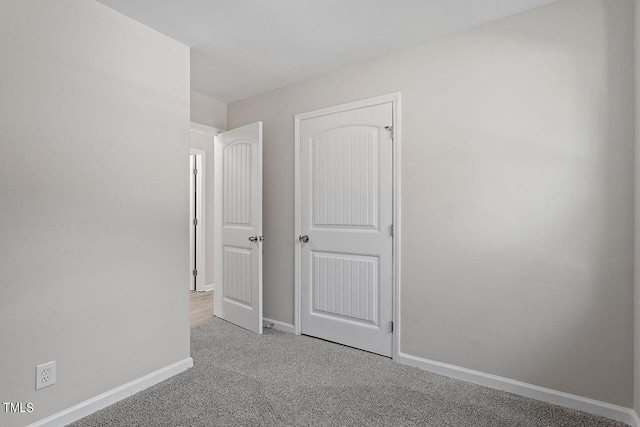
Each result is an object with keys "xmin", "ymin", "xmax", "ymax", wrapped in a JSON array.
[{"xmin": 71, "ymin": 317, "xmax": 628, "ymax": 426}]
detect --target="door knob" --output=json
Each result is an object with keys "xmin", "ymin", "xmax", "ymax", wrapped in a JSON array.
[
  {"xmin": 248, "ymin": 235, "xmax": 258, "ymax": 243},
  {"xmin": 299, "ymin": 234, "xmax": 309, "ymax": 243}
]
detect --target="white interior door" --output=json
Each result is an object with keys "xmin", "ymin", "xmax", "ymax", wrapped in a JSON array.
[
  {"xmin": 299, "ymin": 102, "xmax": 393, "ymax": 356},
  {"xmin": 189, "ymin": 154, "xmax": 196, "ymax": 291},
  {"xmin": 189, "ymin": 150, "xmax": 205, "ymax": 291},
  {"xmin": 214, "ymin": 122, "xmax": 263, "ymax": 334}
]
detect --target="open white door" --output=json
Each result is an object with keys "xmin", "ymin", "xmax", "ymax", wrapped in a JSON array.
[{"xmin": 214, "ymin": 122, "xmax": 263, "ymax": 334}]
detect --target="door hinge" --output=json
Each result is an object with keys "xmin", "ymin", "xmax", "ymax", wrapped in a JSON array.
[
  {"xmin": 390, "ymin": 224, "xmax": 394, "ymax": 237},
  {"xmin": 192, "ymin": 269, "xmax": 198, "ymax": 276},
  {"xmin": 390, "ymin": 321, "xmax": 394, "ymax": 333},
  {"xmin": 385, "ymin": 125, "xmax": 394, "ymax": 141},
  {"xmin": 193, "ymin": 168, "xmax": 198, "ymax": 176},
  {"xmin": 193, "ymin": 219, "xmax": 198, "ymax": 226}
]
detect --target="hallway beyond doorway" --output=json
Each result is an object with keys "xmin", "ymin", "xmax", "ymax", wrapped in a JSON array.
[{"xmin": 190, "ymin": 291, "xmax": 213, "ymax": 327}]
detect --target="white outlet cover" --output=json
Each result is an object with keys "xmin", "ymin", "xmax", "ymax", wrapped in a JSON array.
[{"xmin": 36, "ymin": 361, "xmax": 56, "ymax": 390}]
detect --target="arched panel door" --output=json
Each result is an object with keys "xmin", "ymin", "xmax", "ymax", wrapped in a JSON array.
[
  {"xmin": 299, "ymin": 103, "xmax": 393, "ymax": 356},
  {"xmin": 214, "ymin": 122, "xmax": 263, "ymax": 334}
]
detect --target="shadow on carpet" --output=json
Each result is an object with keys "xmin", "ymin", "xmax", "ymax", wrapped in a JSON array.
[{"xmin": 71, "ymin": 317, "xmax": 628, "ymax": 426}]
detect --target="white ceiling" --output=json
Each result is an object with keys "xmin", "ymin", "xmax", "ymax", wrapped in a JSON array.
[{"xmin": 97, "ymin": 0, "xmax": 557, "ymax": 103}]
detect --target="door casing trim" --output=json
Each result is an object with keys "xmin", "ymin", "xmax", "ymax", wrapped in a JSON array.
[
  {"xmin": 294, "ymin": 92, "xmax": 402, "ymax": 361},
  {"xmin": 189, "ymin": 148, "xmax": 206, "ymax": 291}
]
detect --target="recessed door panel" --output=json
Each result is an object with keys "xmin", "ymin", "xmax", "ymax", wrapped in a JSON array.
[
  {"xmin": 223, "ymin": 246, "xmax": 253, "ymax": 307},
  {"xmin": 311, "ymin": 251, "xmax": 378, "ymax": 326},
  {"xmin": 224, "ymin": 142, "xmax": 252, "ymax": 226},
  {"xmin": 312, "ymin": 127, "xmax": 379, "ymax": 230}
]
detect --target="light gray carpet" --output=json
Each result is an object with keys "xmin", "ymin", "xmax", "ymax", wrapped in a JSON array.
[{"xmin": 71, "ymin": 317, "xmax": 628, "ymax": 426}]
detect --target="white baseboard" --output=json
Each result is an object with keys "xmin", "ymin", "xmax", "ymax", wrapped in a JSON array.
[
  {"xmin": 264, "ymin": 317, "xmax": 295, "ymax": 334},
  {"xmin": 630, "ymin": 409, "xmax": 640, "ymax": 427},
  {"xmin": 204, "ymin": 283, "xmax": 215, "ymax": 292},
  {"xmin": 28, "ymin": 357, "xmax": 193, "ymax": 427},
  {"xmin": 396, "ymin": 352, "xmax": 634, "ymax": 425}
]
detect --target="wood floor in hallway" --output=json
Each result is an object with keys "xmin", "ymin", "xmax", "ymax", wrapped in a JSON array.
[{"xmin": 190, "ymin": 290, "xmax": 213, "ymax": 327}]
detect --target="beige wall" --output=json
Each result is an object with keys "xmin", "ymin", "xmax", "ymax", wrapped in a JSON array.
[
  {"xmin": 191, "ymin": 90, "xmax": 227, "ymax": 131},
  {"xmin": 0, "ymin": 1, "xmax": 191, "ymax": 426},
  {"xmin": 229, "ymin": 0, "xmax": 634, "ymax": 407}
]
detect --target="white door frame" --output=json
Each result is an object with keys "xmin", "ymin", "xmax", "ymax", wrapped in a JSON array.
[
  {"xmin": 190, "ymin": 122, "xmax": 222, "ymax": 292},
  {"xmin": 294, "ymin": 92, "xmax": 402, "ymax": 361},
  {"xmin": 189, "ymin": 147, "xmax": 206, "ymax": 291},
  {"xmin": 191, "ymin": 121, "xmax": 222, "ymax": 137}
]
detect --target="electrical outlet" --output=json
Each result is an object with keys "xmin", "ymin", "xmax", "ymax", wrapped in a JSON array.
[{"xmin": 35, "ymin": 361, "xmax": 56, "ymax": 390}]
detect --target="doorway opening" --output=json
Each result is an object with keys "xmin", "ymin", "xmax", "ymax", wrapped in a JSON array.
[
  {"xmin": 189, "ymin": 148, "xmax": 205, "ymax": 291},
  {"xmin": 189, "ymin": 122, "xmax": 221, "ymax": 327}
]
